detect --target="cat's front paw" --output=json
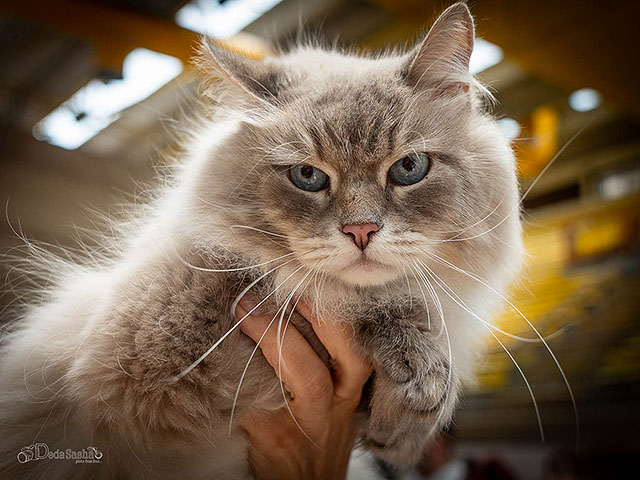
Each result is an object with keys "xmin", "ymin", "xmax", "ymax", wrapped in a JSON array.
[
  {"xmin": 362, "ymin": 342, "xmax": 458, "ymax": 466},
  {"xmin": 375, "ymin": 341, "xmax": 452, "ymax": 414}
]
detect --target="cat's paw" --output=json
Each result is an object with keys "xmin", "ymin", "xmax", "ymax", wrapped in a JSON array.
[
  {"xmin": 375, "ymin": 342, "xmax": 452, "ymax": 414},
  {"xmin": 361, "ymin": 425, "xmax": 430, "ymax": 467},
  {"xmin": 362, "ymin": 344, "xmax": 458, "ymax": 466}
]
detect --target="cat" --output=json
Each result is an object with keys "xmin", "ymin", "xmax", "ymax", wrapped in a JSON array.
[{"xmin": 0, "ymin": 3, "xmax": 522, "ymax": 479}]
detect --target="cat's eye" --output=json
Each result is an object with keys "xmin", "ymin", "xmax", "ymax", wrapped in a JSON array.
[
  {"xmin": 388, "ymin": 153, "xmax": 431, "ymax": 186},
  {"xmin": 289, "ymin": 164, "xmax": 329, "ymax": 192}
]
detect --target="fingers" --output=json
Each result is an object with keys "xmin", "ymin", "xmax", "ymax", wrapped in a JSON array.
[
  {"xmin": 295, "ymin": 301, "xmax": 372, "ymax": 403},
  {"xmin": 235, "ymin": 297, "xmax": 333, "ymax": 415}
]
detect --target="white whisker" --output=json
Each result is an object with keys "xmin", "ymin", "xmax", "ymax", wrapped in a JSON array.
[
  {"xmin": 173, "ymin": 260, "xmax": 300, "ymax": 381},
  {"xmin": 178, "ymin": 251, "xmax": 295, "ymax": 273},
  {"xmin": 427, "ymin": 252, "xmax": 577, "ymax": 445},
  {"xmin": 446, "ymin": 187, "xmax": 508, "ymax": 240},
  {"xmin": 521, "ymin": 122, "xmax": 590, "ymax": 202},
  {"xmin": 444, "ymin": 122, "xmax": 590, "ymax": 244},
  {"xmin": 227, "ymin": 291, "xmax": 293, "ymax": 436},
  {"xmin": 411, "ymin": 261, "xmax": 444, "ymax": 340},
  {"xmin": 420, "ymin": 260, "xmax": 546, "ymax": 442},
  {"xmin": 230, "ymin": 225, "xmax": 302, "ymax": 240},
  {"xmin": 374, "ymin": 263, "xmax": 453, "ymax": 447},
  {"xmin": 412, "ymin": 264, "xmax": 453, "ymax": 438},
  {"xmin": 402, "ymin": 266, "xmax": 413, "ymax": 312},
  {"xmin": 408, "ymin": 265, "xmax": 431, "ymax": 330},
  {"xmin": 275, "ymin": 268, "xmax": 318, "ymax": 446}
]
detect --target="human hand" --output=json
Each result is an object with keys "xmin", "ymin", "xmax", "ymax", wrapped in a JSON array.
[{"xmin": 235, "ymin": 297, "xmax": 372, "ymax": 480}]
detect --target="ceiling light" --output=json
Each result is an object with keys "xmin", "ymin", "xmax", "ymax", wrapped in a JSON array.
[
  {"xmin": 176, "ymin": 0, "xmax": 283, "ymax": 39},
  {"xmin": 497, "ymin": 117, "xmax": 521, "ymax": 140},
  {"xmin": 470, "ymin": 38, "xmax": 504, "ymax": 74},
  {"xmin": 33, "ymin": 48, "xmax": 182, "ymax": 150},
  {"xmin": 568, "ymin": 88, "xmax": 601, "ymax": 112},
  {"xmin": 599, "ymin": 167, "xmax": 640, "ymax": 201}
]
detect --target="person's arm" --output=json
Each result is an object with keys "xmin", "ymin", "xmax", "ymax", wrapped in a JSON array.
[{"xmin": 235, "ymin": 297, "xmax": 372, "ymax": 480}]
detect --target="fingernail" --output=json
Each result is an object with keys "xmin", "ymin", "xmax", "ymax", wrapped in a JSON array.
[{"xmin": 238, "ymin": 296, "xmax": 262, "ymax": 316}]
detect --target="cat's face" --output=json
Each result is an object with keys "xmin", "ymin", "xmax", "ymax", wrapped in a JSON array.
[{"xmin": 188, "ymin": 3, "xmax": 521, "ymax": 288}]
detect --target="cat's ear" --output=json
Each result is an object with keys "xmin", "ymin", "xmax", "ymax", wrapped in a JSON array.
[
  {"xmin": 404, "ymin": 2, "xmax": 474, "ymax": 94},
  {"xmin": 195, "ymin": 40, "xmax": 284, "ymax": 108}
]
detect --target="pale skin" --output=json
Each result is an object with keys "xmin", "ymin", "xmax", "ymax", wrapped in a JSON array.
[{"xmin": 235, "ymin": 297, "xmax": 373, "ymax": 480}]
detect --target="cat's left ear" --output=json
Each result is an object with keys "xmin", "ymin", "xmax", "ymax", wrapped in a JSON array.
[
  {"xmin": 195, "ymin": 39, "xmax": 284, "ymax": 108},
  {"xmin": 404, "ymin": 2, "xmax": 474, "ymax": 94}
]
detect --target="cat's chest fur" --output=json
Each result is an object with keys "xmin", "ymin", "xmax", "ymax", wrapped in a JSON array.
[
  {"xmin": 81, "ymin": 253, "xmax": 378, "ymax": 417},
  {"xmin": 91, "ymin": 249, "xmax": 410, "ymax": 406}
]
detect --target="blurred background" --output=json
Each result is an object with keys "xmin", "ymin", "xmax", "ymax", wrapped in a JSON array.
[{"xmin": 1, "ymin": 1, "xmax": 639, "ymax": 478}]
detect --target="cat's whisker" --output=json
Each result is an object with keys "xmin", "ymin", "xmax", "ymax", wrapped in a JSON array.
[
  {"xmin": 408, "ymin": 264, "xmax": 431, "ymax": 330},
  {"xmin": 426, "ymin": 251, "xmax": 564, "ymax": 344},
  {"xmin": 230, "ymin": 225, "xmax": 302, "ymax": 240},
  {"xmin": 444, "ymin": 187, "xmax": 509, "ymax": 241},
  {"xmin": 192, "ymin": 194, "xmax": 237, "ymax": 209},
  {"xmin": 246, "ymin": 140, "xmax": 306, "ymax": 156},
  {"xmin": 401, "ymin": 266, "xmax": 413, "ymax": 312},
  {"xmin": 307, "ymin": 260, "xmax": 328, "ymax": 322},
  {"xmin": 178, "ymin": 251, "xmax": 295, "ymax": 273},
  {"xmin": 227, "ymin": 142, "xmax": 309, "ymax": 199},
  {"xmin": 276, "ymin": 267, "xmax": 316, "ymax": 373},
  {"xmin": 313, "ymin": 261, "xmax": 330, "ymax": 322},
  {"xmin": 173, "ymin": 260, "xmax": 302, "ymax": 381},
  {"xmin": 412, "ymin": 263, "xmax": 454, "ymax": 439},
  {"xmin": 411, "ymin": 261, "xmax": 444, "ymax": 340},
  {"xmin": 440, "ymin": 123, "xmax": 590, "ymax": 245},
  {"xmin": 420, "ymin": 260, "xmax": 546, "ymax": 443},
  {"xmin": 520, "ymin": 123, "xmax": 590, "ymax": 202},
  {"xmin": 227, "ymin": 267, "xmax": 313, "ymax": 437},
  {"xmin": 312, "ymin": 263, "xmax": 321, "ymax": 316},
  {"xmin": 492, "ymin": 234, "xmax": 532, "ymax": 257},
  {"xmin": 440, "ymin": 208, "xmax": 513, "ymax": 243},
  {"xmin": 275, "ymin": 268, "xmax": 319, "ymax": 446},
  {"xmin": 423, "ymin": 253, "xmax": 563, "ymax": 343},
  {"xmin": 426, "ymin": 251, "xmax": 578, "ymax": 445},
  {"xmin": 227, "ymin": 303, "xmax": 285, "ymax": 436},
  {"xmin": 317, "ymin": 268, "xmax": 330, "ymax": 320}
]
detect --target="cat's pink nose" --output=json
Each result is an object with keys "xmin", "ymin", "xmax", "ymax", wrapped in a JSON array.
[{"xmin": 342, "ymin": 223, "xmax": 380, "ymax": 251}]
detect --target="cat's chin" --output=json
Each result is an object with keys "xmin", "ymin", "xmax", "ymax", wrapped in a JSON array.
[{"xmin": 335, "ymin": 258, "xmax": 401, "ymax": 287}]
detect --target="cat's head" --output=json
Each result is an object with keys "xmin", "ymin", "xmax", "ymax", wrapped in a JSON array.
[{"xmin": 183, "ymin": 2, "xmax": 521, "ymax": 289}]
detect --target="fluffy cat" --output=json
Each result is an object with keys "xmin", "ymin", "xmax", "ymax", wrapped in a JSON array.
[{"xmin": 0, "ymin": 3, "xmax": 522, "ymax": 479}]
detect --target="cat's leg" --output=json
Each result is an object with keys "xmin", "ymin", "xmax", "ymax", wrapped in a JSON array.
[
  {"xmin": 52, "ymin": 264, "xmax": 279, "ymax": 478},
  {"xmin": 355, "ymin": 308, "xmax": 459, "ymax": 467}
]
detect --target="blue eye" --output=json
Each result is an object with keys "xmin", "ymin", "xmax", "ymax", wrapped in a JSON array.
[
  {"xmin": 388, "ymin": 153, "xmax": 431, "ymax": 186},
  {"xmin": 289, "ymin": 164, "xmax": 329, "ymax": 192}
]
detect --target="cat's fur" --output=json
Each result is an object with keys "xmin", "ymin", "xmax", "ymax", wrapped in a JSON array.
[{"xmin": 0, "ymin": 3, "xmax": 522, "ymax": 479}]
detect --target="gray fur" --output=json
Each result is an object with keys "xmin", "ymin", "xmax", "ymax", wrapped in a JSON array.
[{"xmin": 0, "ymin": 3, "xmax": 522, "ymax": 478}]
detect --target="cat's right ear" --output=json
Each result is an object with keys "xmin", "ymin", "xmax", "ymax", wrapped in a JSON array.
[
  {"xmin": 194, "ymin": 39, "xmax": 284, "ymax": 108},
  {"xmin": 403, "ymin": 2, "xmax": 474, "ymax": 95}
]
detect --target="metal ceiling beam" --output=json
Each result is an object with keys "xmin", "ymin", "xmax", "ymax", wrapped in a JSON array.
[
  {"xmin": 364, "ymin": 0, "xmax": 640, "ymax": 117},
  {"xmin": 0, "ymin": 0, "xmax": 268, "ymax": 73}
]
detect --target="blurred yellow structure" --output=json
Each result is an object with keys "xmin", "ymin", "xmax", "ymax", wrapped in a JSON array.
[
  {"xmin": 517, "ymin": 105, "xmax": 560, "ymax": 178},
  {"xmin": 476, "ymin": 194, "xmax": 640, "ymax": 395}
]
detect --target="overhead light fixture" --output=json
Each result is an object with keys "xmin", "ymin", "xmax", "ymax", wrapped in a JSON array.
[
  {"xmin": 176, "ymin": 0, "xmax": 283, "ymax": 38},
  {"xmin": 568, "ymin": 88, "xmax": 601, "ymax": 112},
  {"xmin": 470, "ymin": 38, "xmax": 504, "ymax": 74},
  {"xmin": 599, "ymin": 167, "xmax": 640, "ymax": 201},
  {"xmin": 33, "ymin": 48, "xmax": 182, "ymax": 150},
  {"xmin": 497, "ymin": 117, "xmax": 521, "ymax": 140}
]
